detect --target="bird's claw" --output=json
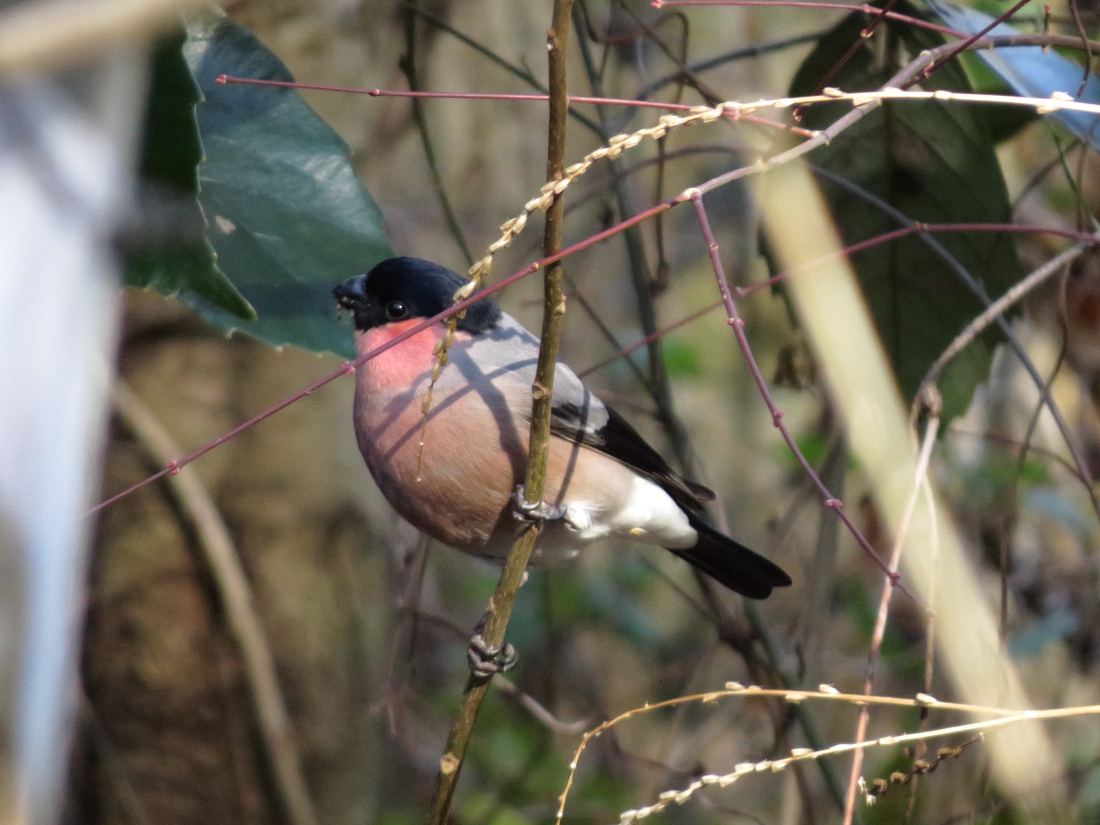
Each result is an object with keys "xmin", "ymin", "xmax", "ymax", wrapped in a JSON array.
[
  {"xmin": 512, "ymin": 484, "xmax": 566, "ymax": 524},
  {"xmin": 467, "ymin": 633, "xmax": 517, "ymax": 679}
]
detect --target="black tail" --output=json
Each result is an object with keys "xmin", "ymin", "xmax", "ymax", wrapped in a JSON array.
[{"xmin": 667, "ymin": 517, "xmax": 792, "ymax": 599}]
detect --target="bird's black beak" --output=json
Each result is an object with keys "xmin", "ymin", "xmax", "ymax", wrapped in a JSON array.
[
  {"xmin": 334, "ymin": 274, "xmax": 382, "ymax": 331},
  {"xmin": 333, "ymin": 274, "xmax": 368, "ymax": 311}
]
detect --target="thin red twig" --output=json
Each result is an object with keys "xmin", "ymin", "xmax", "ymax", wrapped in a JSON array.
[
  {"xmin": 577, "ymin": 300, "xmax": 723, "ymax": 378},
  {"xmin": 218, "ymin": 74, "xmax": 690, "ymax": 109},
  {"xmin": 689, "ymin": 189, "xmax": 908, "ymax": 593},
  {"xmin": 650, "ymin": 0, "xmax": 962, "ymax": 37},
  {"xmin": 92, "ymin": 200, "xmax": 675, "ymax": 515},
  {"xmin": 214, "ymin": 75, "xmax": 814, "ymax": 137},
  {"xmin": 97, "ymin": 204, "xmax": 1100, "ymax": 517},
  {"xmin": 806, "ymin": 0, "xmax": 903, "ymax": 99},
  {"xmin": 916, "ymin": 0, "xmax": 1032, "ymax": 82},
  {"xmin": 842, "ymin": 411, "xmax": 939, "ymax": 824},
  {"xmin": 741, "ymin": 222, "xmax": 1100, "ymax": 296}
]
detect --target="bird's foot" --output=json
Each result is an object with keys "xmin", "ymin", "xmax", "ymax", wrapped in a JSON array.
[
  {"xmin": 512, "ymin": 484, "xmax": 566, "ymax": 524},
  {"xmin": 467, "ymin": 626, "xmax": 517, "ymax": 680}
]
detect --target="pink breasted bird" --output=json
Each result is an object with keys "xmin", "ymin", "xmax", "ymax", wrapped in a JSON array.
[{"xmin": 334, "ymin": 257, "xmax": 790, "ymax": 627}]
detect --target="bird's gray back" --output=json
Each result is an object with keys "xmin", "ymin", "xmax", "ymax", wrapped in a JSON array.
[{"xmin": 448, "ymin": 311, "xmax": 610, "ymax": 436}]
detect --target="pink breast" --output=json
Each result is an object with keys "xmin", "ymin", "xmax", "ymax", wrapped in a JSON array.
[
  {"xmin": 356, "ymin": 319, "xmax": 442, "ymax": 395},
  {"xmin": 348, "ymin": 322, "xmax": 637, "ymax": 560},
  {"xmin": 352, "ymin": 323, "xmax": 518, "ymax": 550}
]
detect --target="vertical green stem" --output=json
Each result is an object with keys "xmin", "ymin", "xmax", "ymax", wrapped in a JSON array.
[{"xmin": 422, "ymin": 2, "xmax": 574, "ymax": 822}]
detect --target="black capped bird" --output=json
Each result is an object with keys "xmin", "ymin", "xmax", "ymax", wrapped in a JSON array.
[{"xmin": 334, "ymin": 257, "xmax": 790, "ymax": 603}]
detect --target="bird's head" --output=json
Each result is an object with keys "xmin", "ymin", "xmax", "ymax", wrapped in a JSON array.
[{"xmin": 334, "ymin": 257, "xmax": 501, "ymax": 334}]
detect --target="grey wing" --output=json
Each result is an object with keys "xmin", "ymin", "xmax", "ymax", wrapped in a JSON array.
[
  {"xmin": 460, "ymin": 311, "xmax": 609, "ymax": 428},
  {"xmin": 548, "ymin": 369, "xmax": 713, "ymax": 512},
  {"xmin": 459, "ymin": 312, "xmax": 713, "ymax": 510}
]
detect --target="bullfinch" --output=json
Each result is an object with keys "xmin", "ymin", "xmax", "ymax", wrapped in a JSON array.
[{"xmin": 334, "ymin": 257, "xmax": 791, "ymax": 602}]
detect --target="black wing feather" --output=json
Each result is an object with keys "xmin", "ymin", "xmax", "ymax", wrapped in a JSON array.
[
  {"xmin": 672, "ymin": 516, "xmax": 792, "ymax": 598},
  {"xmin": 550, "ymin": 399, "xmax": 713, "ymax": 513},
  {"xmin": 548, "ymin": 384, "xmax": 791, "ymax": 598}
]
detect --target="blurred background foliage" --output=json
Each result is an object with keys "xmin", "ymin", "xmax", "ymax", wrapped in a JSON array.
[{"xmin": 74, "ymin": 0, "xmax": 1100, "ymax": 823}]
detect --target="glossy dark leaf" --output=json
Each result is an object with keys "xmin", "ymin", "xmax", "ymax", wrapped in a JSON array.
[
  {"xmin": 927, "ymin": 0, "xmax": 1100, "ymax": 149},
  {"xmin": 789, "ymin": 0, "xmax": 1021, "ymax": 421},
  {"xmin": 955, "ymin": 52, "xmax": 1038, "ymax": 144},
  {"xmin": 182, "ymin": 13, "xmax": 394, "ymax": 357},
  {"xmin": 125, "ymin": 32, "xmax": 254, "ymax": 320}
]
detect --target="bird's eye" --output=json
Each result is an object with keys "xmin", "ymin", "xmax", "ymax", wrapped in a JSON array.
[{"xmin": 385, "ymin": 301, "xmax": 409, "ymax": 321}]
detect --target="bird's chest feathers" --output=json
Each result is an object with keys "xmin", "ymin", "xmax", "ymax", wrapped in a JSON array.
[
  {"xmin": 351, "ymin": 322, "xmax": 525, "ymax": 547},
  {"xmin": 354, "ymin": 323, "xmax": 441, "ymax": 467},
  {"xmin": 355, "ymin": 320, "xmax": 442, "ymax": 399},
  {"xmin": 352, "ymin": 323, "xmax": 519, "ymax": 474}
]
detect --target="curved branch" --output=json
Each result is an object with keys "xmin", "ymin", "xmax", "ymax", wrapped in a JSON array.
[
  {"xmin": 112, "ymin": 382, "xmax": 318, "ymax": 825},
  {"xmin": 810, "ymin": 167, "xmax": 1100, "ymax": 522},
  {"xmin": 423, "ymin": 1, "xmax": 575, "ymax": 821}
]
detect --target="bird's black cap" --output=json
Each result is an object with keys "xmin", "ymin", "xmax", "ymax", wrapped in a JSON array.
[{"xmin": 334, "ymin": 257, "xmax": 502, "ymax": 334}]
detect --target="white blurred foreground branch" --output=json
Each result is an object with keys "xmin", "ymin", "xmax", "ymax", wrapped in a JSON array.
[
  {"xmin": 0, "ymin": 2, "xmax": 200, "ymax": 822},
  {"xmin": 758, "ymin": 159, "xmax": 1068, "ymax": 821},
  {"xmin": 0, "ymin": 0, "xmax": 206, "ymax": 79}
]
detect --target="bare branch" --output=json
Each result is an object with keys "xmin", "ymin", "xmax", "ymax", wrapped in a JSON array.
[{"xmin": 112, "ymin": 382, "xmax": 318, "ymax": 825}]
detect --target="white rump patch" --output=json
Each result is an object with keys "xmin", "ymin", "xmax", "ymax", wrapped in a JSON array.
[{"xmin": 565, "ymin": 475, "xmax": 696, "ymax": 549}]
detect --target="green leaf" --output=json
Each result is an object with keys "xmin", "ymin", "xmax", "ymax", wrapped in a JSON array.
[
  {"xmin": 928, "ymin": 0, "xmax": 1100, "ymax": 150},
  {"xmin": 660, "ymin": 338, "xmax": 702, "ymax": 377},
  {"xmin": 955, "ymin": 52, "xmax": 1038, "ymax": 144},
  {"xmin": 1079, "ymin": 763, "xmax": 1100, "ymax": 808},
  {"xmin": 182, "ymin": 13, "xmax": 394, "ymax": 357},
  {"xmin": 125, "ymin": 31, "xmax": 254, "ymax": 320},
  {"xmin": 788, "ymin": 1, "xmax": 1022, "ymax": 421}
]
